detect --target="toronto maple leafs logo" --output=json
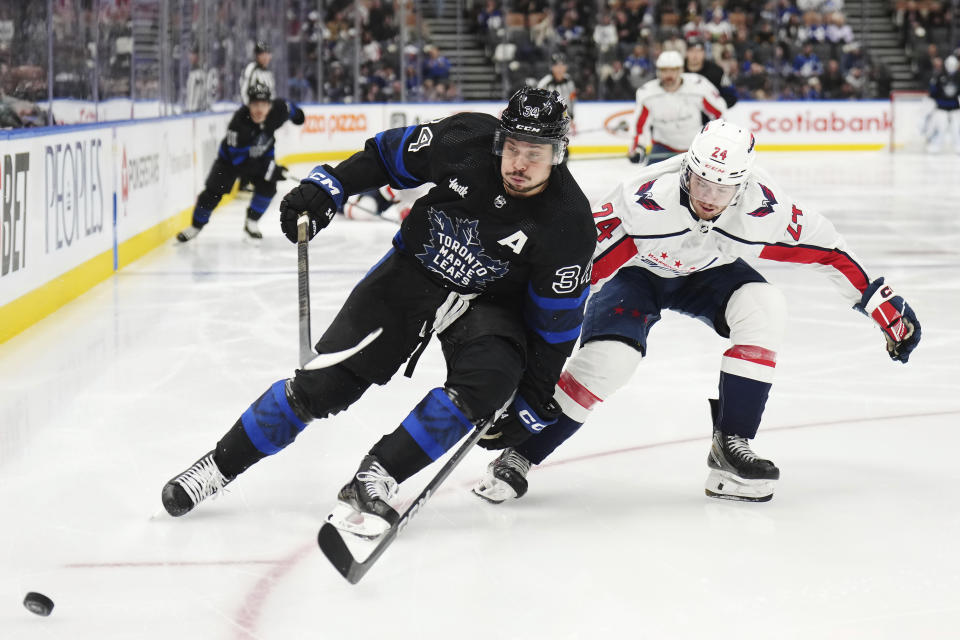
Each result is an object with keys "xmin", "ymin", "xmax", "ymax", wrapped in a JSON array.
[
  {"xmin": 746, "ymin": 184, "xmax": 777, "ymax": 217},
  {"xmin": 634, "ymin": 180, "xmax": 664, "ymax": 211},
  {"xmin": 416, "ymin": 208, "xmax": 509, "ymax": 289}
]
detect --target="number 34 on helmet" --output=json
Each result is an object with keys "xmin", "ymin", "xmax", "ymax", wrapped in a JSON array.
[{"xmin": 681, "ymin": 120, "xmax": 757, "ymax": 208}]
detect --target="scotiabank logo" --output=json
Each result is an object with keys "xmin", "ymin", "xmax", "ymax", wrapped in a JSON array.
[
  {"xmin": 44, "ymin": 139, "xmax": 106, "ymax": 252},
  {"xmin": 750, "ymin": 110, "xmax": 892, "ymax": 133},
  {"xmin": 302, "ymin": 113, "xmax": 368, "ymax": 138},
  {"xmin": 1, "ymin": 152, "xmax": 30, "ymax": 277}
]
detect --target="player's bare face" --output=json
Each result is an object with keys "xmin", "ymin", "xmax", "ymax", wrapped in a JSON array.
[
  {"xmin": 688, "ymin": 173, "xmax": 737, "ymax": 219},
  {"xmin": 658, "ymin": 67, "xmax": 682, "ymax": 92},
  {"xmin": 501, "ymin": 138, "xmax": 553, "ymax": 198},
  {"xmin": 249, "ymin": 100, "xmax": 270, "ymax": 124}
]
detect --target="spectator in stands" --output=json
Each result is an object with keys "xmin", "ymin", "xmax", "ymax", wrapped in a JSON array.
[
  {"xmin": 820, "ymin": 58, "xmax": 845, "ymax": 98},
  {"xmin": 825, "ymin": 13, "xmax": 854, "ymax": 45},
  {"xmin": 916, "ymin": 42, "xmax": 940, "ymax": 85},
  {"xmin": 625, "ymin": 44, "xmax": 654, "ymax": 86},
  {"xmin": 793, "ymin": 42, "xmax": 824, "ymax": 77},
  {"xmin": 704, "ymin": 9, "xmax": 733, "ymax": 42},
  {"xmin": 423, "ymin": 45, "xmax": 451, "ymax": 82},
  {"xmin": 798, "ymin": 13, "xmax": 827, "ymax": 44},
  {"xmin": 844, "ymin": 65, "xmax": 866, "ymax": 98},
  {"xmin": 803, "ymin": 76, "xmax": 823, "ymax": 99},
  {"xmin": 477, "ymin": 0, "xmax": 503, "ymax": 35},
  {"xmin": 556, "ymin": 10, "xmax": 586, "ymax": 46},
  {"xmin": 686, "ymin": 39, "xmax": 737, "ymax": 107},
  {"xmin": 594, "ymin": 13, "xmax": 619, "ymax": 64},
  {"xmin": 603, "ymin": 60, "xmax": 635, "ymax": 100}
]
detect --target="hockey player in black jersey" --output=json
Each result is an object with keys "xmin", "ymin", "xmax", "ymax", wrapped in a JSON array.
[
  {"xmin": 176, "ymin": 83, "xmax": 305, "ymax": 242},
  {"xmin": 161, "ymin": 87, "xmax": 596, "ymax": 538}
]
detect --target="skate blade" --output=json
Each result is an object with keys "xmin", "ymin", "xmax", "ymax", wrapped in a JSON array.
[
  {"xmin": 471, "ymin": 481, "xmax": 516, "ymax": 504},
  {"xmin": 326, "ymin": 501, "xmax": 391, "ymax": 540},
  {"xmin": 705, "ymin": 469, "xmax": 775, "ymax": 502}
]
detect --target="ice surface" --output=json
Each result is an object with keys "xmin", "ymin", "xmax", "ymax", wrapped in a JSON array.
[{"xmin": 1, "ymin": 153, "xmax": 959, "ymax": 639}]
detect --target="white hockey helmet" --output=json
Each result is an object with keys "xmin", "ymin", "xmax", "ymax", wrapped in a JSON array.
[
  {"xmin": 680, "ymin": 120, "xmax": 757, "ymax": 208},
  {"xmin": 656, "ymin": 50, "xmax": 684, "ymax": 69},
  {"xmin": 946, "ymin": 55, "xmax": 959, "ymax": 74}
]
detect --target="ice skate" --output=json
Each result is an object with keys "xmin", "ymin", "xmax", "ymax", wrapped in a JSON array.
[
  {"xmin": 243, "ymin": 217, "xmax": 262, "ymax": 239},
  {"xmin": 705, "ymin": 431, "xmax": 779, "ymax": 502},
  {"xmin": 472, "ymin": 448, "xmax": 531, "ymax": 504},
  {"xmin": 326, "ymin": 455, "xmax": 399, "ymax": 539},
  {"xmin": 176, "ymin": 226, "xmax": 201, "ymax": 242},
  {"xmin": 161, "ymin": 451, "xmax": 231, "ymax": 516}
]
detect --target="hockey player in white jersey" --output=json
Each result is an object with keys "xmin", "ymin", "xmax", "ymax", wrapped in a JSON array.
[
  {"xmin": 474, "ymin": 120, "xmax": 922, "ymax": 504},
  {"xmin": 629, "ymin": 50, "xmax": 726, "ymax": 165}
]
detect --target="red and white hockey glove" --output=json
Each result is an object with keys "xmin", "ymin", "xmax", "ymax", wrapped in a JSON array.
[{"xmin": 855, "ymin": 278, "xmax": 921, "ymax": 363}]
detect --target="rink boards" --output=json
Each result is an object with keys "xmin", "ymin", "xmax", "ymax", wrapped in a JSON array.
[{"xmin": 0, "ymin": 100, "xmax": 894, "ymax": 343}]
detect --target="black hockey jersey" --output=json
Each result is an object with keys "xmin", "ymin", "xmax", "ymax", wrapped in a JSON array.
[
  {"xmin": 321, "ymin": 113, "xmax": 595, "ymax": 409},
  {"xmin": 218, "ymin": 98, "xmax": 305, "ymax": 166}
]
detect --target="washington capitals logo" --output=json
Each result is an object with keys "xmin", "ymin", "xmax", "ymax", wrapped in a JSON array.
[
  {"xmin": 746, "ymin": 184, "xmax": 777, "ymax": 217},
  {"xmin": 634, "ymin": 180, "xmax": 664, "ymax": 211},
  {"xmin": 416, "ymin": 208, "xmax": 509, "ymax": 289}
]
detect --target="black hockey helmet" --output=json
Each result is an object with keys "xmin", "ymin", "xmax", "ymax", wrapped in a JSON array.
[
  {"xmin": 247, "ymin": 82, "xmax": 272, "ymax": 103},
  {"xmin": 254, "ymin": 40, "xmax": 270, "ymax": 55},
  {"xmin": 550, "ymin": 52, "xmax": 568, "ymax": 66},
  {"xmin": 494, "ymin": 86, "xmax": 570, "ymax": 164}
]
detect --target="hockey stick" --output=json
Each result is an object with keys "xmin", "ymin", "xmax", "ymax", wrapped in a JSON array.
[
  {"xmin": 318, "ymin": 416, "xmax": 495, "ymax": 584},
  {"xmin": 297, "ymin": 213, "xmax": 384, "ymax": 369},
  {"xmin": 297, "ymin": 215, "xmax": 314, "ymax": 367}
]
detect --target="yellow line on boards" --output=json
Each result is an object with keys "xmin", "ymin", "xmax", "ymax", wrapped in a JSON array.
[{"xmin": 0, "ymin": 189, "xmax": 238, "ymax": 344}]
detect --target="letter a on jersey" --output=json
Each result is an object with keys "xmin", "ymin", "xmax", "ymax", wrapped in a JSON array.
[{"xmin": 497, "ymin": 230, "xmax": 528, "ymax": 254}]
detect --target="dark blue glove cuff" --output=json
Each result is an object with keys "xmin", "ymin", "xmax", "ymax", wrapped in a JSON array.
[
  {"xmin": 513, "ymin": 395, "xmax": 559, "ymax": 434},
  {"xmin": 303, "ymin": 165, "xmax": 345, "ymax": 209}
]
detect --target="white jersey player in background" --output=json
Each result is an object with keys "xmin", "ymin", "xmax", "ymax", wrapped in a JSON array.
[
  {"xmin": 474, "ymin": 120, "xmax": 922, "ymax": 504},
  {"xmin": 629, "ymin": 50, "xmax": 726, "ymax": 165}
]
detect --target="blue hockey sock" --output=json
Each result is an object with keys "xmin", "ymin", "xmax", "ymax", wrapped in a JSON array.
[
  {"xmin": 515, "ymin": 413, "xmax": 584, "ymax": 464},
  {"xmin": 192, "ymin": 205, "xmax": 213, "ymax": 227},
  {"xmin": 715, "ymin": 372, "xmax": 770, "ymax": 439},
  {"xmin": 249, "ymin": 193, "xmax": 272, "ymax": 218},
  {"xmin": 240, "ymin": 380, "xmax": 309, "ymax": 455},
  {"xmin": 400, "ymin": 388, "xmax": 474, "ymax": 461}
]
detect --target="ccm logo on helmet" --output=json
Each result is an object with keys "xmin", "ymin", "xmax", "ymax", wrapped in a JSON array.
[{"xmin": 705, "ymin": 163, "xmax": 726, "ymax": 173}]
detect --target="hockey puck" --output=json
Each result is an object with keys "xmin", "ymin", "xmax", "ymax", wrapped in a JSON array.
[{"xmin": 23, "ymin": 592, "xmax": 54, "ymax": 617}]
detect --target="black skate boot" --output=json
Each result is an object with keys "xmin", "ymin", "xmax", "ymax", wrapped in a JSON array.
[
  {"xmin": 472, "ymin": 448, "xmax": 532, "ymax": 504},
  {"xmin": 326, "ymin": 455, "xmax": 399, "ymax": 539},
  {"xmin": 706, "ymin": 431, "xmax": 780, "ymax": 502},
  {"xmin": 161, "ymin": 451, "xmax": 232, "ymax": 516}
]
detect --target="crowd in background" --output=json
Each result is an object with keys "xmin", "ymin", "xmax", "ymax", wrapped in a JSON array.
[{"xmin": 2, "ymin": 0, "xmax": 960, "ymax": 127}]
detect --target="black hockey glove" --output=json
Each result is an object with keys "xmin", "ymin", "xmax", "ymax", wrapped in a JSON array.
[
  {"xmin": 279, "ymin": 166, "xmax": 345, "ymax": 243},
  {"xmin": 854, "ymin": 277, "xmax": 921, "ymax": 363},
  {"xmin": 628, "ymin": 146, "xmax": 646, "ymax": 164},
  {"xmin": 478, "ymin": 395, "xmax": 561, "ymax": 450}
]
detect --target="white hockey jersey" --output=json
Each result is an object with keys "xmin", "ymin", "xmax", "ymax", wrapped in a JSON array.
[
  {"xmin": 632, "ymin": 73, "xmax": 726, "ymax": 152},
  {"xmin": 591, "ymin": 156, "xmax": 871, "ymax": 306}
]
